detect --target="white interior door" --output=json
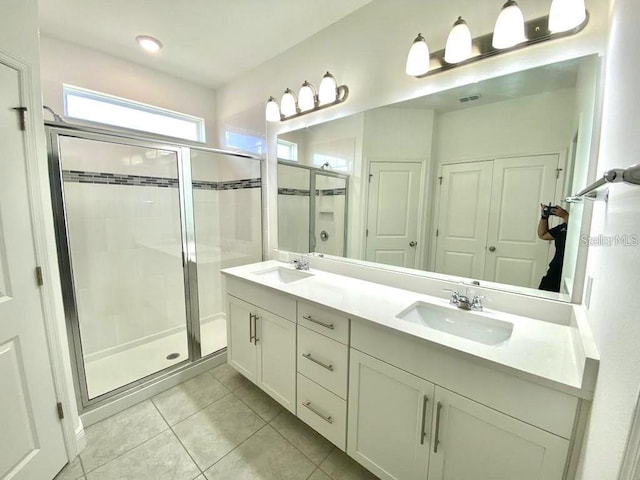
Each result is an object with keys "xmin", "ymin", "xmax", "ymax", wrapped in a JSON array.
[
  {"xmin": 435, "ymin": 161, "xmax": 492, "ymax": 279},
  {"xmin": 484, "ymin": 155, "xmax": 558, "ymax": 288},
  {"xmin": 365, "ymin": 162, "xmax": 422, "ymax": 268},
  {"xmin": 0, "ymin": 62, "xmax": 67, "ymax": 479}
]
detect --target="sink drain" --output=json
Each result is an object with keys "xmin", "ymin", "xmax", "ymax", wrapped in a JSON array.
[{"xmin": 166, "ymin": 352, "xmax": 180, "ymax": 360}]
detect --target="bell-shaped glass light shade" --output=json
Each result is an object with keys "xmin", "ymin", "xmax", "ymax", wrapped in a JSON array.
[
  {"xmin": 298, "ymin": 81, "xmax": 316, "ymax": 112},
  {"xmin": 492, "ymin": 1, "xmax": 526, "ymax": 49},
  {"xmin": 318, "ymin": 72, "xmax": 338, "ymax": 105},
  {"xmin": 265, "ymin": 97, "xmax": 280, "ymax": 122},
  {"xmin": 444, "ymin": 17, "xmax": 473, "ymax": 64},
  {"xmin": 406, "ymin": 33, "xmax": 430, "ymax": 76},
  {"xmin": 280, "ymin": 88, "xmax": 297, "ymax": 117},
  {"xmin": 549, "ymin": 0, "xmax": 586, "ymax": 33}
]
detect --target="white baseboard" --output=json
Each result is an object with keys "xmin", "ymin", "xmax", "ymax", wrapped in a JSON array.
[{"xmin": 74, "ymin": 423, "xmax": 87, "ymax": 455}]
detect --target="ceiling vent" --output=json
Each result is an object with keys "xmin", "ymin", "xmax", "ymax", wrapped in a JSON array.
[{"xmin": 459, "ymin": 93, "xmax": 482, "ymax": 103}]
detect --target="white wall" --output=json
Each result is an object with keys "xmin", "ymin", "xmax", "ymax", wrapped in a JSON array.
[
  {"xmin": 39, "ymin": 35, "xmax": 219, "ymax": 147},
  {"xmin": 576, "ymin": 0, "xmax": 640, "ymax": 478}
]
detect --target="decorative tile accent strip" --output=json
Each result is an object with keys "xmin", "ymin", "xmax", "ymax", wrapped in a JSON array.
[
  {"xmin": 278, "ymin": 188, "xmax": 310, "ymax": 196},
  {"xmin": 62, "ymin": 170, "xmax": 261, "ymax": 190},
  {"xmin": 278, "ymin": 188, "xmax": 346, "ymax": 196}
]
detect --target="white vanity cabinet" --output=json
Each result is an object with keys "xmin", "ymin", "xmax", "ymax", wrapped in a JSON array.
[
  {"xmin": 226, "ymin": 278, "xmax": 297, "ymax": 413},
  {"xmin": 427, "ymin": 387, "xmax": 568, "ymax": 480},
  {"xmin": 348, "ymin": 349, "xmax": 434, "ymax": 480}
]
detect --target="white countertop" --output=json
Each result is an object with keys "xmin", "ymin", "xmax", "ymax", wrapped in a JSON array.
[{"xmin": 222, "ymin": 260, "xmax": 596, "ymax": 398}]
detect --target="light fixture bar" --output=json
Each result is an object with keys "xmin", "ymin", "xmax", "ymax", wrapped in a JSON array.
[
  {"xmin": 280, "ymin": 85, "xmax": 349, "ymax": 122},
  {"xmin": 410, "ymin": 11, "xmax": 589, "ymax": 79}
]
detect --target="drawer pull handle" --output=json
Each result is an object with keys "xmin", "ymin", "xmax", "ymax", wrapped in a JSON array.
[
  {"xmin": 303, "ymin": 315, "xmax": 334, "ymax": 330},
  {"xmin": 420, "ymin": 395, "xmax": 429, "ymax": 445},
  {"xmin": 249, "ymin": 313, "xmax": 255, "ymax": 343},
  {"xmin": 302, "ymin": 353, "xmax": 334, "ymax": 371},
  {"xmin": 434, "ymin": 402, "xmax": 443, "ymax": 453},
  {"xmin": 302, "ymin": 401, "xmax": 333, "ymax": 424}
]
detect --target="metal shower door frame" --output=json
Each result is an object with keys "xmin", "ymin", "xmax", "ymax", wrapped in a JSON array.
[{"xmin": 46, "ymin": 125, "xmax": 202, "ymax": 410}]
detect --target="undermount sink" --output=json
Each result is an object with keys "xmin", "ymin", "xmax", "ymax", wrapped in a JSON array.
[
  {"xmin": 396, "ymin": 301, "xmax": 513, "ymax": 346},
  {"xmin": 253, "ymin": 266, "xmax": 314, "ymax": 284}
]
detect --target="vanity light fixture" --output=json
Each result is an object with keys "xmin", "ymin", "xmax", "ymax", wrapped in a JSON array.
[
  {"xmin": 492, "ymin": 1, "xmax": 527, "ymax": 49},
  {"xmin": 265, "ymin": 72, "xmax": 349, "ymax": 122},
  {"xmin": 136, "ymin": 35, "xmax": 163, "ymax": 53},
  {"xmin": 406, "ymin": 2, "xmax": 588, "ymax": 78},
  {"xmin": 406, "ymin": 33, "xmax": 431, "ymax": 76},
  {"xmin": 549, "ymin": 0, "xmax": 587, "ymax": 32},
  {"xmin": 444, "ymin": 17, "xmax": 473, "ymax": 64}
]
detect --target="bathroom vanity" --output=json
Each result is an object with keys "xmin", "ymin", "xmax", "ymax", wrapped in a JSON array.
[{"xmin": 222, "ymin": 260, "xmax": 598, "ymax": 480}]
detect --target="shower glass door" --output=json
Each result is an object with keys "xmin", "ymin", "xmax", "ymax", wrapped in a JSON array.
[
  {"xmin": 313, "ymin": 173, "xmax": 348, "ymax": 256},
  {"xmin": 52, "ymin": 133, "xmax": 191, "ymax": 401}
]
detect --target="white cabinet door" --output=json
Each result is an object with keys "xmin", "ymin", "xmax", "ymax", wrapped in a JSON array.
[
  {"xmin": 227, "ymin": 295, "xmax": 257, "ymax": 382},
  {"xmin": 428, "ymin": 387, "xmax": 569, "ymax": 480},
  {"xmin": 348, "ymin": 349, "xmax": 434, "ymax": 480},
  {"xmin": 256, "ymin": 309, "xmax": 296, "ymax": 412}
]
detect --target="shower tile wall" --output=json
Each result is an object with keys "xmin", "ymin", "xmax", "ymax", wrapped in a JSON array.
[
  {"xmin": 278, "ymin": 164, "xmax": 310, "ymax": 253},
  {"xmin": 61, "ymin": 138, "xmax": 187, "ymax": 368}
]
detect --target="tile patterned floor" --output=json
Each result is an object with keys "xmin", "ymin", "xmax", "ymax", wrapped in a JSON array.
[{"xmin": 54, "ymin": 364, "xmax": 379, "ymax": 480}]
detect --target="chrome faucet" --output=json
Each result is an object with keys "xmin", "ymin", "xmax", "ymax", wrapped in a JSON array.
[
  {"xmin": 292, "ymin": 256, "xmax": 310, "ymax": 271},
  {"xmin": 470, "ymin": 295, "xmax": 486, "ymax": 312},
  {"xmin": 444, "ymin": 283, "xmax": 488, "ymax": 311}
]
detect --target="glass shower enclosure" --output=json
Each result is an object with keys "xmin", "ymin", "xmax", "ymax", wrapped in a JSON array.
[{"xmin": 47, "ymin": 123, "xmax": 262, "ymax": 409}]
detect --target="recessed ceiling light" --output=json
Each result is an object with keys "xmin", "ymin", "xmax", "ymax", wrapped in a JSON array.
[{"xmin": 136, "ymin": 35, "xmax": 163, "ymax": 53}]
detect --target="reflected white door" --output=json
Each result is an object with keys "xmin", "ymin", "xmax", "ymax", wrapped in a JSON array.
[
  {"xmin": 484, "ymin": 155, "xmax": 558, "ymax": 288},
  {"xmin": 0, "ymin": 62, "xmax": 67, "ymax": 479},
  {"xmin": 365, "ymin": 162, "xmax": 422, "ymax": 268},
  {"xmin": 435, "ymin": 161, "xmax": 493, "ymax": 279}
]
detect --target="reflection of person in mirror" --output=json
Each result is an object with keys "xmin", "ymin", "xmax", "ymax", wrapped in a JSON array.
[{"xmin": 537, "ymin": 204, "xmax": 569, "ymax": 293}]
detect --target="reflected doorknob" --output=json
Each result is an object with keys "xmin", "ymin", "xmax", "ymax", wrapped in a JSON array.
[
  {"xmin": 409, "ymin": 241, "xmax": 417, "ymax": 247},
  {"xmin": 488, "ymin": 246, "xmax": 496, "ymax": 252}
]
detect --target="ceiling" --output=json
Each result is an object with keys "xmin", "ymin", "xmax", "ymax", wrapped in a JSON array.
[
  {"xmin": 38, "ymin": 0, "xmax": 373, "ymax": 90},
  {"xmin": 392, "ymin": 57, "xmax": 582, "ymax": 113}
]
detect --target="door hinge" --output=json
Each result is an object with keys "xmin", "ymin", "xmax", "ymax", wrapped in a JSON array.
[
  {"xmin": 556, "ymin": 168, "xmax": 563, "ymax": 179},
  {"xmin": 438, "ymin": 176, "xmax": 443, "ymax": 185},
  {"xmin": 12, "ymin": 107, "xmax": 27, "ymax": 131},
  {"xmin": 56, "ymin": 402, "xmax": 64, "ymax": 420},
  {"xmin": 35, "ymin": 266, "xmax": 44, "ymax": 286},
  {"xmin": 368, "ymin": 174, "xmax": 373, "ymax": 183},
  {"xmin": 436, "ymin": 229, "xmax": 439, "ymax": 237},
  {"xmin": 366, "ymin": 229, "xmax": 369, "ymax": 237}
]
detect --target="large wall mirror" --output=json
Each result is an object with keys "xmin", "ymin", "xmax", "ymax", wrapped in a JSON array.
[{"xmin": 277, "ymin": 54, "xmax": 600, "ymax": 301}]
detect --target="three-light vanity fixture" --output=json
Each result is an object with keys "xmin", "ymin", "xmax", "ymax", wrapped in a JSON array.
[
  {"xmin": 265, "ymin": 72, "xmax": 349, "ymax": 122},
  {"xmin": 406, "ymin": 0, "xmax": 588, "ymax": 77}
]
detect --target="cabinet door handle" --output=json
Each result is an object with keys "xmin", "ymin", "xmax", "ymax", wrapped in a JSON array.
[
  {"xmin": 302, "ymin": 353, "xmax": 334, "ymax": 371},
  {"xmin": 302, "ymin": 315, "xmax": 334, "ymax": 330},
  {"xmin": 302, "ymin": 401, "xmax": 333, "ymax": 424},
  {"xmin": 253, "ymin": 315, "xmax": 259, "ymax": 345},
  {"xmin": 420, "ymin": 395, "xmax": 429, "ymax": 445},
  {"xmin": 249, "ymin": 313, "xmax": 255, "ymax": 343},
  {"xmin": 434, "ymin": 402, "xmax": 443, "ymax": 453}
]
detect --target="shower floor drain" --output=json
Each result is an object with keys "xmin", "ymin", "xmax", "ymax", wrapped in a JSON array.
[{"xmin": 166, "ymin": 352, "xmax": 180, "ymax": 360}]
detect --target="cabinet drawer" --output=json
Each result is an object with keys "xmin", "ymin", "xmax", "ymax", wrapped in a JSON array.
[
  {"xmin": 226, "ymin": 276, "xmax": 296, "ymax": 321},
  {"xmin": 297, "ymin": 373, "xmax": 347, "ymax": 450},
  {"xmin": 298, "ymin": 301, "xmax": 349, "ymax": 344},
  {"xmin": 298, "ymin": 326, "xmax": 348, "ymax": 399}
]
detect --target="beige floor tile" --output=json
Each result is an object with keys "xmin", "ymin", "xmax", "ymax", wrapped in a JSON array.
[
  {"xmin": 85, "ymin": 430, "xmax": 199, "ymax": 480},
  {"xmin": 152, "ymin": 371, "xmax": 229, "ymax": 425},
  {"xmin": 173, "ymin": 393, "xmax": 265, "ymax": 470},
  {"xmin": 54, "ymin": 455, "xmax": 84, "ymax": 480},
  {"xmin": 308, "ymin": 469, "xmax": 333, "ymax": 480},
  {"xmin": 80, "ymin": 400, "xmax": 168, "ymax": 472},
  {"xmin": 203, "ymin": 425, "xmax": 315, "ymax": 480},
  {"xmin": 319, "ymin": 449, "xmax": 379, "ymax": 480},
  {"xmin": 270, "ymin": 411, "xmax": 334, "ymax": 465},
  {"xmin": 209, "ymin": 363, "xmax": 250, "ymax": 391},
  {"xmin": 233, "ymin": 381, "xmax": 283, "ymax": 421}
]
